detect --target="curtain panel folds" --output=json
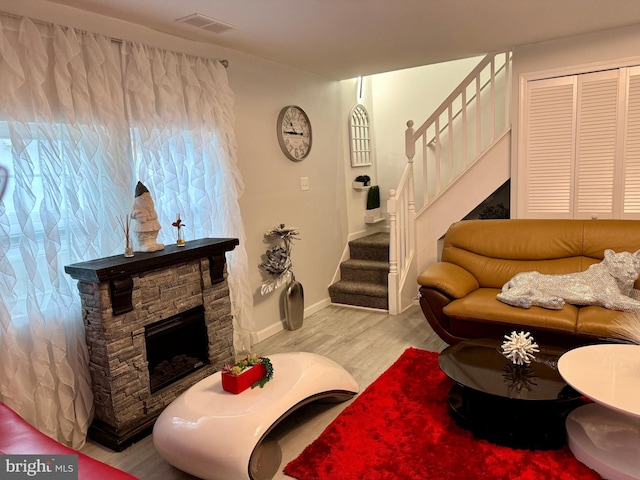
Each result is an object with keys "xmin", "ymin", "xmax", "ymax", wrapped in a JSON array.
[
  {"xmin": 121, "ymin": 41, "xmax": 254, "ymax": 355},
  {"xmin": 0, "ymin": 14, "xmax": 253, "ymax": 448}
]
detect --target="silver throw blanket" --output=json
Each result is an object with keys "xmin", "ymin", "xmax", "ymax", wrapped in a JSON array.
[{"xmin": 497, "ymin": 249, "xmax": 640, "ymax": 311}]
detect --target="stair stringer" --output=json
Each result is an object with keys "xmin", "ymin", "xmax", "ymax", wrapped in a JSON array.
[{"xmin": 414, "ymin": 130, "xmax": 511, "ymax": 276}]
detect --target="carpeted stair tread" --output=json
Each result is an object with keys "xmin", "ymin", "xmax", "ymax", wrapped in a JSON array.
[
  {"xmin": 349, "ymin": 232, "xmax": 389, "ymax": 248},
  {"xmin": 328, "ymin": 280, "xmax": 388, "ymax": 309},
  {"xmin": 341, "ymin": 259, "xmax": 389, "ymax": 272},
  {"xmin": 340, "ymin": 259, "xmax": 388, "ymax": 284},
  {"xmin": 329, "ymin": 280, "xmax": 387, "ymax": 296},
  {"xmin": 348, "ymin": 232, "xmax": 390, "ymax": 262}
]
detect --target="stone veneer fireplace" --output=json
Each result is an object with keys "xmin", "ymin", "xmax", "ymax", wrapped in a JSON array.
[{"xmin": 65, "ymin": 238, "xmax": 238, "ymax": 451}]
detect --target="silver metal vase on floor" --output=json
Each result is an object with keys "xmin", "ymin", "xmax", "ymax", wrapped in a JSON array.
[{"xmin": 284, "ymin": 279, "xmax": 304, "ymax": 330}]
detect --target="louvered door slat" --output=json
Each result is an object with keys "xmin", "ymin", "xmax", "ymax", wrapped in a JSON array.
[{"xmin": 624, "ymin": 68, "xmax": 640, "ymax": 213}]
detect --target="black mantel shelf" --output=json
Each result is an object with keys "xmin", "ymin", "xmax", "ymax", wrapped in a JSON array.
[
  {"xmin": 64, "ymin": 238, "xmax": 239, "ymax": 315},
  {"xmin": 65, "ymin": 238, "xmax": 238, "ymax": 282}
]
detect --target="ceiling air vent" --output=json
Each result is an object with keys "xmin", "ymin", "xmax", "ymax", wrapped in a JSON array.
[{"xmin": 176, "ymin": 13, "xmax": 237, "ymax": 35}]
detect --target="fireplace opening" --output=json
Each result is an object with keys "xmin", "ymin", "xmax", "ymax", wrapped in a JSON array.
[{"xmin": 145, "ymin": 305, "xmax": 209, "ymax": 393}]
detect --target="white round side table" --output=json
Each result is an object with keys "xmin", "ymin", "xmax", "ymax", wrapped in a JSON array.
[{"xmin": 558, "ymin": 344, "xmax": 640, "ymax": 480}]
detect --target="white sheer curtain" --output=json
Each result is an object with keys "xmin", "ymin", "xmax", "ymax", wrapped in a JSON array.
[
  {"xmin": 0, "ymin": 14, "xmax": 253, "ymax": 448},
  {"xmin": 121, "ymin": 42, "xmax": 254, "ymax": 354},
  {"xmin": 0, "ymin": 16, "xmax": 128, "ymax": 449}
]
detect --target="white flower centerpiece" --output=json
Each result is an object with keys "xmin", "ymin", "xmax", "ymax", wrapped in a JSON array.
[{"xmin": 501, "ymin": 331, "xmax": 540, "ymax": 365}]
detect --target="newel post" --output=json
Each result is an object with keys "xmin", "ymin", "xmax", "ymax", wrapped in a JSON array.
[
  {"xmin": 387, "ymin": 189, "xmax": 399, "ymax": 315},
  {"xmin": 405, "ymin": 120, "xmax": 415, "ymax": 163}
]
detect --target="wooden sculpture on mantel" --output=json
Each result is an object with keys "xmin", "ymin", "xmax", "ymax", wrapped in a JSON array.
[{"xmin": 131, "ymin": 181, "xmax": 164, "ymax": 252}]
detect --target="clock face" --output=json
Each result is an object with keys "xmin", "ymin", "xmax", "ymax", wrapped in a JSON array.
[{"xmin": 277, "ymin": 106, "xmax": 312, "ymax": 161}]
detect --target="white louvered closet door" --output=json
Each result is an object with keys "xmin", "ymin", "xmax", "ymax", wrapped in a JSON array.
[
  {"xmin": 519, "ymin": 66, "xmax": 640, "ymax": 219},
  {"xmin": 574, "ymin": 70, "xmax": 619, "ymax": 219},
  {"xmin": 520, "ymin": 76, "xmax": 576, "ymax": 218}
]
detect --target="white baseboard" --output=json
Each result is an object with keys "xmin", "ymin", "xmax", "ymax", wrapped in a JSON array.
[
  {"xmin": 306, "ymin": 297, "xmax": 332, "ymax": 316},
  {"xmin": 254, "ymin": 322, "xmax": 285, "ymax": 344},
  {"xmin": 253, "ymin": 297, "xmax": 332, "ymax": 344}
]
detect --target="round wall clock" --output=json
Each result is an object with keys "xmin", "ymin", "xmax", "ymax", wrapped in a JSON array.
[{"xmin": 277, "ymin": 105, "xmax": 312, "ymax": 161}]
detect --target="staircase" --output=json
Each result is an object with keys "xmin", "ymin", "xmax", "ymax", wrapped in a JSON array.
[
  {"xmin": 387, "ymin": 51, "xmax": 512, "ymax": 314},
  {"xmin": 328, "ymin": 232, "xmax": 389, "ymax": 310}
]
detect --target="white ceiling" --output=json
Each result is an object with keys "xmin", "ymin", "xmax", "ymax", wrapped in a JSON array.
[{"xmin": 44, "ymin": 0, "xmax": 640, "ymax": 80}]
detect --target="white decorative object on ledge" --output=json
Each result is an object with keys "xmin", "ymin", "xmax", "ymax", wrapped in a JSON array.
[
  {"xmin": 364, "ymin": 207, "xmax": 384, "ymax": 224},
  {"xmin": 501, "ymin": 331, "xmax": 540, "ymax": 365},
  {"xmin": 352, "ymin": 181, "xmax": 369, "ymax": 190}
]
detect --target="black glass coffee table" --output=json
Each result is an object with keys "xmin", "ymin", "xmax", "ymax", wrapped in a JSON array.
[{"xmin": 438, "ymin": 338, "xmax": 584, "ymax": 450}]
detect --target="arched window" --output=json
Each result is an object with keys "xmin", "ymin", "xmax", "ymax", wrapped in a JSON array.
[{"xmin": 349, "ymin": 104, "xmax": 373, "ymax": 167}]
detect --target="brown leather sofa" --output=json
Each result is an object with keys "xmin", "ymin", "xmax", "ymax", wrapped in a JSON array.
[{"xmin": 418, "ymin": 219, "xmax": 640, "ymax": 347}]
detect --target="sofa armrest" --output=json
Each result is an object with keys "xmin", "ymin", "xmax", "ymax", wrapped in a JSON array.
[
  {"xmin": 417, "ymin": 261, "xmax": 479, "ymax": 299},
  {"xmin": 0, "ymin": 402, "xmax": 138, "ymax": 480}
]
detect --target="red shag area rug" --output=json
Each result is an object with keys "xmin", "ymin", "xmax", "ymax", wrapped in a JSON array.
[{"xmin": 284, "ymin": 347, "xmax": 601, "ymax": 480}]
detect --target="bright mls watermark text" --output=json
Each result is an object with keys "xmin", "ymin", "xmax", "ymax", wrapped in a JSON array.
[{"xmin": 1, "ymin": 455, "xmax": 78, "ymax": 479}]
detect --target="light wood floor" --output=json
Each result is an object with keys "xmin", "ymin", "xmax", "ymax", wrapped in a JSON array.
[{"xmin": 79, "ymin": 304, "xmax": 448, "ymax": 480}]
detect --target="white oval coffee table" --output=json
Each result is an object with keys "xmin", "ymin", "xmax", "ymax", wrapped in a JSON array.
[
  {"xmin": 558, "ymin": 344, "xmax": 640, "ymax": 480},
  {"xmin": 152, "ymin": 352, "xmax": 358, "ymax": 480}
]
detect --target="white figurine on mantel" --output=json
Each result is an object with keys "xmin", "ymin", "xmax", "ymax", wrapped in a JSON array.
[
  {"xmin": 501, "ymin": 331, "xmax": 539, "ymax": 365},
  {"xmin": 131, "ymin": 181, "xmax": 164, "ymax": 252}
]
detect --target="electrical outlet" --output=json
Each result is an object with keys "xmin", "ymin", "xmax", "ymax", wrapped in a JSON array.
[{"xmin": 300, "ymin": 177, "xmax": 309, "ymax": 191}]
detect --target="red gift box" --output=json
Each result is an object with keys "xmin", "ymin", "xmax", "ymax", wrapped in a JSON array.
[{"xmin": 221, "ymin": 362, "xmax": 267, "ymax": 394}]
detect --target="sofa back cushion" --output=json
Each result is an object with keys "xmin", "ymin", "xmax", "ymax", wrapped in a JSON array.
[{"xmin": 441, "ymin": 219, "xmax": 640, "ymax": 289}]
